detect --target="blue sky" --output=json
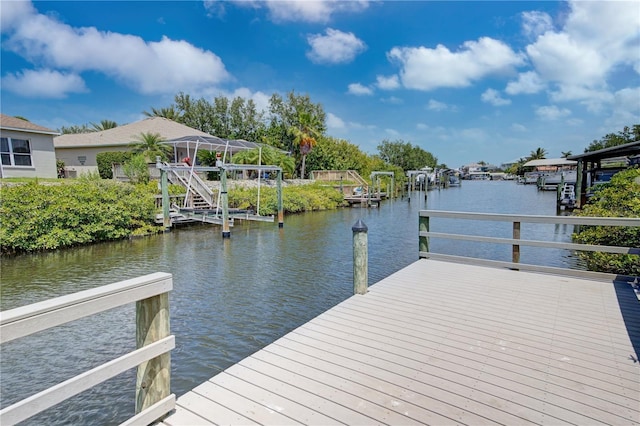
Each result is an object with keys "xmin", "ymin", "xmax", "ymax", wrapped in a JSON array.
[{"xmin": 1, "ymin": 1, "xmax": 639, "ymax": 168}]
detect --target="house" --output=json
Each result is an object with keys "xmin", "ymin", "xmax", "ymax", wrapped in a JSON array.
[
  {"xmin": 0, "ymin": 114, "xmax": 59, "ymax": 178},
  {"xmin": 53, "ymin": 117, "xmax": 213, "ymax": 176}
]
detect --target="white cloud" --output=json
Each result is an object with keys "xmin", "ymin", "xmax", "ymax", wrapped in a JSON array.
[
  {"xmin": 536, "ymin": 105, "xmax": 571, "ymax": 121},
  {"xmin": 385, "ymin": 128, "xmax": 400, "ymax": 137},
  {"xmin": 1, "ymin": 69, "xmax": 87, "ymax": 98},
  {"xmin": 239, "ymin": 0, "xmax": 370, "ymax": 23},
  {"xmin": 307, "ymin": 28, "xmax": 366, "ymax": 64},
  {"xmin": 481, "ymin": 88, "xmax": 511, "ymax": 106},
  {"xmin": 416, "ymin": 123, "xmax": 428, "ymax": 130},
  {"xmin": 521, "ymin": 11, "xmax": 553, "ymax": 39},
  {"xmin": 327, "ymin": 112, "xmax": 346, "ymax": 129},
  {"xmin": 381, "ymin": 96, "xmax": 402, "ymax": 105},
  {"xmin": 511, "ymin": 123, "xmax": 527, "ymax": 132},
  {"xmin": 347, "ymin": 83, "xmax": 373, "ymax": 95},
  {"xmin": 376, "ymin": 74, "xmax": 400, "ymax": 90},
  {"xmin": 505, "ymin": 71, "xmax": 545, "ymax": 95},
  {"xmin": 525, "ymin": 1, "xmax": 639, "ymax": 103},
  {"xmin": 427, "ymin": 99, "xmax": 452, "ymax": 111},
  {"xmin": 2, "ymin": 2, "xmax": 230, "ymax": 96},
  {"xmin": 607, "ymin": 87, "xmax": 640, "ymax": 127},
  {"xmin": 388, "ymin": 37, "xmax": 525, "ymax": 91}
]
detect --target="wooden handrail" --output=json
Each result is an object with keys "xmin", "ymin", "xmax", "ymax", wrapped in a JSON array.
[
  {"xmin": 418, "ymin": 210, "xmax": 639, "ymax": 280},
  {"xmin": 0, "ymin": 273, "xmax": 175, "ymax": 426}
]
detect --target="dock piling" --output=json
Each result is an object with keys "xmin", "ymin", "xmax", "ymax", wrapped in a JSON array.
[
  {"xmin": 277, "ymin": 171, "xmax": 284, "ymax": 228},
  {"xmin": 352, "ymin": 220, "xmax": 368, "ymax": 295},
  {"xmin": 221, "ymin": 169, "xmax": 231, "ymax": 238}
]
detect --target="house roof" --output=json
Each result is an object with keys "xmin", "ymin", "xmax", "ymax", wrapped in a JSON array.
[
  {"xmin": 53, "ymin": 117, "xmax": 213, "ymax": 148},
  {"xmin": 523, "ymin": 158, "xmax": 577, "ymax": 167},
  {"xmin": 567, "ymin": 140, "xmax": 640, "ymax": 162},
  {"xmin": 0, "ymin": 114, "xmax": 58, "ymax": 135}
]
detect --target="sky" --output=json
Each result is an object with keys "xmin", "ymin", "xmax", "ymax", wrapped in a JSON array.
[{"xmin": 1, "ymin": 0, "xmax": 639, "ymax": 168}]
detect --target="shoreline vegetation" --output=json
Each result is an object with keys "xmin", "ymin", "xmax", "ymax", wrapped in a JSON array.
[
  {"xmin": 1, "ymin": 168, "xmax": 638, "ymax": 275},
  {"xmin": 0, "ymin": 177, "xmax": 346, "ymax": 255}
]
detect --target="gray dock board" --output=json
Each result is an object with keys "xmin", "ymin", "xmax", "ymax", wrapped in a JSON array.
[{"xmin": 166, "ymin": 259, "xmax": 640, "ymax": 425}]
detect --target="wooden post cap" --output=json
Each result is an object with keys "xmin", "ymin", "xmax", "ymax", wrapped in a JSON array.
[{"xmin": 352, "ymin": 220, "xmax": 368, "ymax": 233}]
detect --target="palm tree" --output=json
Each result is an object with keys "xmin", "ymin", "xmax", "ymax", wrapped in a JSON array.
[
  {"xmin": 289, "ymin": 112, "xmax": 321, "ymax": 178},
  {"xmin": 528, "ymin": 147, "xmax": 547, "ymax": 160},
  {"xmin": 143, "ymin": 106, "xmax": 182, "ymax": 122},
  {"xmin": 561, "ymin": 150, "xmax": 573, "ymax": 158},
  {"xmin": 131, "ymin": 132, "xmax": 171, "ymax": 161},
  {"xmin": 91, "ymin": 120, "xmax": 118, "ymax": 131}
]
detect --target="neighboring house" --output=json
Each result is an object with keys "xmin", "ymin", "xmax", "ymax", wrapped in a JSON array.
[
  {"xmin": 54, "ymin": 117, "xmax": 213, "ymax": 176},
  {"xmin": 0, "ymin": 114, "xmax": 59, "ymax": 178}
]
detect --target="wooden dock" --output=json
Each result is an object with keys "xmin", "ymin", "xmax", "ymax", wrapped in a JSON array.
[{"xmin": 161, "ymin": 259, "xmax": 640, "ymax": 425}]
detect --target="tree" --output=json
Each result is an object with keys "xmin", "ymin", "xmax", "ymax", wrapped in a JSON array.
[
  {"xmin": 91, "ymin": 120, "xmax": 118, "ymax": 131},
  {"xmin": 143, "ymin": 106, "xmax": 182, "ymax": 121},
  {"xmin": 585, "ymin": 125, "xmax": 640, "ymax": 152},
  {"xmin": 289, "ymin": 111, "xmax": 322, "ymax": 178},
  {"xmin": 232, "ymin": 147, "xmax": 295, "ymax": 178},
  {"xmin": 305, "ymin": 136, "xmax": 370, "ymax": 177},
  {"xmin": 122, "ymin": 154, "xmax": 150, "ymax": 184},
  {"xmin": 377, "ymin": 139, "xmax": 437, "ymax": 171},
  {"xmin": 561, "ymin": 151, "xmax": 572, "ymax": 158},
  {"xmin": 59, "ymin": 124, "xmax": 92, "ymax": 134},
  {"xmin": 131, "ymin": 132, "xmax": 171, "ymax": 161},
  {"xmin": 527, "ymin": 147, "xmax": 547, "ymax": 160}
]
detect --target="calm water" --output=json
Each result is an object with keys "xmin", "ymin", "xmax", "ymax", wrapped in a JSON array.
[{"xmin": 0, "ymin": 181, "xmax": 576, "ymax": 424}]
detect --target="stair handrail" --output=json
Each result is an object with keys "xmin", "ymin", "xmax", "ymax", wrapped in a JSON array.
[{"xmin": 166, "ymin": 166, "xmax": 215, "ymax": 208}]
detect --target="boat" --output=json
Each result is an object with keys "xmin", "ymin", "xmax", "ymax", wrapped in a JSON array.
[{"xmin": 522, "ymin": 158, "xmax": 577, "ymax": 189}]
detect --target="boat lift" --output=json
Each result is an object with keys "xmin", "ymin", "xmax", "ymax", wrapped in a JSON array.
[{"xmin": 156, "ymin": 136, "xmax": 286, "ymax": 237}]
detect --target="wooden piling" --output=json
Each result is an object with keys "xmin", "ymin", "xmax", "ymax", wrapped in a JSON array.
[
  {"xmin": 352, "ymin": 220, "xmax": 368, "ymax": 295},
  {"xmin": 221, "ymin": 169, "xmax": 231, "ymax": 238},
  {"xmin": 512, "ymin": 221, "xmax": 521, "ymax": 267},
  {"xmin": 136, "ymin": 292, "xmax": 171, "ymax": 414},
  {"xmin": 419, "ymin": 215, "xmax": 429, "ymax": 253},
  {"xmin": 277, "ymin": 170, "xmax": 284, "ymax": 228}
]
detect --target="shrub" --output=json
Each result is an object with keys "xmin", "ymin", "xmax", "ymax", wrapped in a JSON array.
[
  {"xmin": 573, "ymin": 168, "xmax": 640, "ymax": 275},
  {"xmin": 96, "ymin": 151, "xmax": 133, "ymax": 179},
  {"xmin": 0, "ymin": 180, "xmax": 160, "ymax": 254}
]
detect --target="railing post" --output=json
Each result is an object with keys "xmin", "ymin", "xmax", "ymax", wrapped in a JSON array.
[
  {"xmin": 221, "ymin": 168, "xmax": 231, "ymax": 238},
  {"xmin": 136, "ymin": 292, "xmax": 170, "ymax": 414},
  {"xmin": 352, "ymin": 220, "xmax": 368, "ymax": 295},
  {"xmin": 277, "ymin": 170, "xmax": 284, "ymax": 228},
  {"xmin": 419, "ymin": 214, "xmax": 429, "ymax": 255},
  {"xmin": 512, "ymin": 221, "xmax": 521, "ymax": 266}
]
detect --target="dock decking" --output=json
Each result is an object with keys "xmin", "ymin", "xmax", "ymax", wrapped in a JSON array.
[{"xmin": 161, "ymin": 259, "xmax": 640, "ymax": 425}]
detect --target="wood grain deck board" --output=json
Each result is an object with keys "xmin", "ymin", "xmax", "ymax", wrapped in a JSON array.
[{"xmin": 166, "ymin": 259, "xmax": 640, "ymax": 425}]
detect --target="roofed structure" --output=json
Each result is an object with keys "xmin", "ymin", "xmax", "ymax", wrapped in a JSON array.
[{"xmin": 0, "ymin": 114, "xmax": 58, "ymax": 178}]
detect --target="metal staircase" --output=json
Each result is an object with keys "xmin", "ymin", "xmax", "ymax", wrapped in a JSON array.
[{"xmin": 165, "ymin": 165, "xmax": 216, "ymax": 209}]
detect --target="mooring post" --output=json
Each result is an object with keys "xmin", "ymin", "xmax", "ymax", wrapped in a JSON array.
[
  {"xmin": 221, "ymin": 169, "xmax": 231, "ymax": 238},
  {"xmin": 277, "ymin": 170, "xmax": 284, "ymax": 228},
  {"xmin": 352, "ymin": 220, "xmax": 368, "ymax": 295},
  {"xmin": 136, "ymin": 292, "xmax": 170, "ymax": 414},
  {"xmin": 419, "ymin": 214, "xmax": 429, "ymax": 255},
  {"xmin": 157, "ymin": 157, "xmax": 171, "ymax": 231},
  {"xmin": 512, "ymin": 221, "xmax": 521, "ymax": 267}
]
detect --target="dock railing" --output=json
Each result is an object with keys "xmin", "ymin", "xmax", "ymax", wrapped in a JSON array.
[
  {"xmin": 419, "ymin": 210, "xmax": 640, "ymax": 280},
  {"xmin": 0, "ymin": 273, "xmax": 175, "ymax": 426}
]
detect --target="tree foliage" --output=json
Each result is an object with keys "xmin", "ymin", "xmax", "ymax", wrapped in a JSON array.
[
  {"xmin": 573, "ymin": 168, "xmax": 640, "ymax": 275},
  {"xmin": 377, "ymin": 139, "xmax": 438, "ymax": 171},
  {"xmin": 527, "ymin": 147, "xmax": 547, "ymax": 160},
  {"xmin": 131, "ymin": 132, "xmax": 171, "ymax": 161},
  {"xmin": 96, "ymin": 151, "xmax": 133, "ymax": 179},
  {"xmin": 585, "ymin": 125, "xmax": 640, "ymax": 152}
]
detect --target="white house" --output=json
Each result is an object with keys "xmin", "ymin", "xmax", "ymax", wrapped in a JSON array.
[
  {"xmin": 0, "ymin": 114, "xmax": 59, "ymax": 178},
  {"xmin": 54, "ymin": 117, "xmax": 213, "ymax": 176}
]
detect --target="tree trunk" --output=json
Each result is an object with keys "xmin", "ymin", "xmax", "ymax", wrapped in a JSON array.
[{"xmin": 301, "ymin": 154, "xmax": 307, "ymax": 179}]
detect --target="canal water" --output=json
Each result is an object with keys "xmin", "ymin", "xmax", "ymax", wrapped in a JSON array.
[{"xmin": 0, "ymin": 181, "xmax": 577, "ymax": 425}]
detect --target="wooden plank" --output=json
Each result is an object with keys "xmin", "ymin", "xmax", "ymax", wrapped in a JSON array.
[
  {"xmin": 0, "ymin": 336, "xmax": 174, "ymax": 426},
  {"xmin": 119, "ymin": 394, "xmax": 175, "ymax": 426},
  {"xmin": 0, "ymin": 273, "xmax": 172, "ymax": 343},
  {"xmin": 172, "ymin": 392, "xmax": 255, "ymax": 425},
  {"xmin": 208, "ymin": 372, "xmax": 343, "ymax": 425}
]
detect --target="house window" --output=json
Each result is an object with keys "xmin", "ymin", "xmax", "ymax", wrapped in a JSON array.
[{"xmin": 1, "ymin": 137, "xmax": 32, "ymax": 167}]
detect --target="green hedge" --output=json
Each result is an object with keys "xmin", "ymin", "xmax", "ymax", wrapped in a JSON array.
[
  {"xmin": 573, "ymin": 167, "xmax": 640, "ymax": 275},
  {"xmin": 228, "ymin": 183, "xmax": 345, "ymax": 215},
  {"xmin": 1, "ymin": 180, "xmax": 160, "ymax": 254},
  {"xmin": 96, "ymin": 151, "xmax": 132, "ymax": 179}
]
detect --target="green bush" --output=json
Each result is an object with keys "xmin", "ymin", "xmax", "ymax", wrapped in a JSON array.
[
  {"xmin": 228, "ymin": 183, "xmax": 344, "ymax": 215},
  {"xmin": 573, "ymin": 168, "xmax": 640, "ymax": 275},
  {"xmin": 96, "ymin": 151, "xmax": 133, "ymax": 179},
  {"xmin": 0, "ymin": 180, "xmax": 160, "ymax": 254}
]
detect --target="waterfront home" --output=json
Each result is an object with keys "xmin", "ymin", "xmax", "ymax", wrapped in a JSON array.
[
  {"xmin": 54, "ymin": 117, "xmax": 213, "ymax": 177},
  {"xmin": 522, "ymin": 158, "xmax": 577, "ymax": 186},
  {"xmin": 0, "ymin": 114, "xmax": 59, "ymax": 179}
]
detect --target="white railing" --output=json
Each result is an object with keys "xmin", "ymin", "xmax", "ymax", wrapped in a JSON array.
[
  {"xmin": 0, "ymin": 273, "xmax": 175, "ymax": 426},
  {"xmin": 167, "ymin": 167, "xmax": 215, "ymax": 207},
  {"xmin": 419, "ymin": 210, "xmax": 639, "ymax": 280}
]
